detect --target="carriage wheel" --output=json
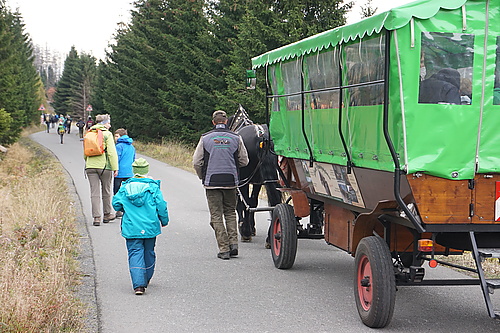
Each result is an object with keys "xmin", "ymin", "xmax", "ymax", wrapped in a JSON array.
[
  {"xmin": 271, "ymin": 203, "xmax": 297, "ymax": 269},
  {"xmin": 354, "ymin": 236, "xmax": 396, "ymax": 328}
]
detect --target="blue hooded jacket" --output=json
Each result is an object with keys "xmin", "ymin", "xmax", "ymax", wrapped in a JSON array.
[
  {"xmin": 116, "ymin": 135, "xmax": 136, "ymax": 178},
  {"xmin": 112, "ymin": 177, "xmax": 169, "ymax": 239}
]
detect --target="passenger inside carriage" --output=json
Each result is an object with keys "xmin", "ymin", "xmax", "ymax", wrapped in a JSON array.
[
  {"xmin": 418, "ymin": 68, "xmax": 461, "ymax": 105},
  {"xmin": 418, "ymin": 32, "xmax": 474, "ymax": 105},
  {"xmin": 459, "ymin": 78, "xmax": 472, "ymax": 105}
]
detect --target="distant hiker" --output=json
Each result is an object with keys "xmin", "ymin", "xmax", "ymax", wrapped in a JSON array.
[
  {"xmin": 84, "ymin": 114, "xmax": 118, "ymax": 226},
  {"xmin": 85, "ymin": 116, "xmax": 94, "ymax": 131},
  {"xmin": 44, "ymin": 114, "xmax": 51, "ymax": 133},
  {"xmin": 57, "ymin": 120, "xmax": 65, "ymax": 144},
  {"xmin": 76, "ymin": 118, "xmax": 86, "ymax": 140},
  {"xmin": 64, "ymin": 115, "xmax": 72, "ymax": 134},
  {"xmin": 112, "ymin": 158, "xmax": 169, "ymax": 295},
  {"xmin": 50, "ymin": 114, "xmax": 57, "ymax": 128}
]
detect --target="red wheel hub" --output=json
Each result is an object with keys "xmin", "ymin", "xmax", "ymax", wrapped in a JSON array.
[
  {"xmin": 357, "ymin": 255, "xmax": 373, "ymax": 311},
  {"xmin": 272, "ymin": 218, "xmax": 282, "ymax": 256}
]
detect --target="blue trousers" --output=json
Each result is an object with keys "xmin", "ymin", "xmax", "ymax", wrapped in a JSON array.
[{"xmin": 126, "ymin": 238, "xmax": 156, "ymax": 289}]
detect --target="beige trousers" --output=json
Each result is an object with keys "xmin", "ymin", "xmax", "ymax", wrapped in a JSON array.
[{"xmin": 86, "ymin": 168, "xmax": 114, "ymax": 219}]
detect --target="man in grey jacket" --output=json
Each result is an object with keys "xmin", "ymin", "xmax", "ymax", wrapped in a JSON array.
[{"xmin": 193, "ymin": 110, "xmax": 249, "ymax": 260}]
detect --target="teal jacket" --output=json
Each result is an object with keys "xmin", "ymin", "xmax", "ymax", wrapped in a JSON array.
[{"xmin": 112, "ymin": 177, "xmax": 169, "ymax": 239}]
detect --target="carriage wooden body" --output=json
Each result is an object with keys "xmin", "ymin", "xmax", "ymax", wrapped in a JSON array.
[{"xmin": 251, "ymin": 0, "xmax": 500, "ymax": 328}]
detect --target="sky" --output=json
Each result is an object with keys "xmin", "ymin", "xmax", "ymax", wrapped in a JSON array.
[
  {"xmin": 7, "ymin": 0, "xmax": 415, "ymax": 61},
  {"xmin": 8, "ymin": 0, "xmax": 134, "ymax": 60}
]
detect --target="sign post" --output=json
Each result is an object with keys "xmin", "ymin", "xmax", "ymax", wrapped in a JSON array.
[{"xmin": 85, "ymin": 104, "xmax": 93, "ymax": 120}]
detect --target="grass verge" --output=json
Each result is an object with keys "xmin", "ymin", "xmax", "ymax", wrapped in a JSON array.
[
  {"xmin": 0, "ymin": 129, "xmax": 85, "ymax": 332},
  {"xmin": 134, "ymin": 139, "xmax": 195, "ymax": 174}
]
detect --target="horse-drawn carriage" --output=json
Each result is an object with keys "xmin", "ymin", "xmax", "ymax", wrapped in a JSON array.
[{"xmin": 240, "ymin": 0, "xmax": 500, "ymax": 328}]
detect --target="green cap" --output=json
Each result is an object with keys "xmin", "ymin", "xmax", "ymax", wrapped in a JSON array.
[{"xmin": 132, "ymin": 158, "xmax": 149, "ymax": 176}]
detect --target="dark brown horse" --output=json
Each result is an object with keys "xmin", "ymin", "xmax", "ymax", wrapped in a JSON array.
[{"xmin": 228, "ymin": 105, "xmax": 282, "ymax": 245}]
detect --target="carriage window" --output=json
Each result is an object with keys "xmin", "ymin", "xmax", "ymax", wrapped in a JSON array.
[
  {"xmin": 305, "ymin": 49, "xmax": 340, "ymax": 109},
  {"xmin": 268, "ymin": 66, "xmax": 280, "ymax": 112},
  {"xmin": 344, "ymin": 34, "xmax": 385, "ymax": 106},
  {"xmin": 494, "ymin": 36, "xmax": 500, "ymax": 105},
  {"xmin": 281, "ymin": 60, "xmax": 302, "ymax": 111},
  {"xmin": 418, "ymin": 32, "xmax": 474, "ymax": 105}
]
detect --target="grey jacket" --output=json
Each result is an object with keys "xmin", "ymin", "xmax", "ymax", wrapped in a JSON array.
[{"xmin": 192, "ymin": 124, "xmax": 249, "ymax": 189}]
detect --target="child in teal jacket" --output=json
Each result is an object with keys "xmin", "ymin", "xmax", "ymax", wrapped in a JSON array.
[{"xmin": 112, "ymin": 158, "xmax": 169, "ymax": 295}]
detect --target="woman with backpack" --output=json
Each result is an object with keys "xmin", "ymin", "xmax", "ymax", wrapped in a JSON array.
[
  {"xmin": 84, "ymin": 114, "xmax": 118, "ymax": 226},
  {"xmin": 85, "ymin": 115, "xmax": 94, "ymax": 131}
]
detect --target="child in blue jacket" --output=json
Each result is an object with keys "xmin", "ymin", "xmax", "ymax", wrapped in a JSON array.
[{"xmin": 112, "ymin": 158, "xmax": 169, "ymax": 295}]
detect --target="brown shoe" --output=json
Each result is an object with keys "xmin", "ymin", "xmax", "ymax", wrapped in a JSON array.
[
  {"xmin": 93, "ymin": 217, "xmax": 101, "ymax": 226},
  {"xmin": 103, "ymin": 213, "xmax": 116, "ymax": 223},
  {"xmin": 134, "ymin": 287, "xmax": 145, "ymax": 295}
]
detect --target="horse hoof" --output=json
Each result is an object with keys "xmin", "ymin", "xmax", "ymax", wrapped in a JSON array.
[
  {"xmin": 241, "ymin": 236, "xmax": 252, "ymax": 242},
  {"xmin": 265, "ymin": 242, "xmax": 271, "ymax": 249}
]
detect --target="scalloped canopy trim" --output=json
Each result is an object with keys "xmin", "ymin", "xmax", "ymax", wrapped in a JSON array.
[{"xmin": 252, "ymin": 0, "xmax": 469, "ymax": 68}]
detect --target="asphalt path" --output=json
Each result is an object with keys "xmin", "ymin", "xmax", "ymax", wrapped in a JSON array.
[{"xmin": 30, "ymin": 127, "xmax": 500, "ymax": 333}]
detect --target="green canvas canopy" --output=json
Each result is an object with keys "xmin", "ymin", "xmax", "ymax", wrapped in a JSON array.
[{"xmin": 252, "ymin": 0, "xmax": 500, "ymax": 181}]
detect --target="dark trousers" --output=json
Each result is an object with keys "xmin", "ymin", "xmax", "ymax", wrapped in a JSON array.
[
  {"xmin": 206, "ymin": 188, "xmax": 238, "ymax": 253},
  {"xmin": 114, "ymin": 177, "xmax": 130, "ymax": 194}
]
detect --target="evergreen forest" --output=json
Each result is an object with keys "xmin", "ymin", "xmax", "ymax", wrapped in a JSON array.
[
  {"xmin": 0, "ymin": 0, "xmax": 44, "ymax": 145},
  {"xmin": 1, "ymin": 0, "xmax": 355, "ymax": 147}
]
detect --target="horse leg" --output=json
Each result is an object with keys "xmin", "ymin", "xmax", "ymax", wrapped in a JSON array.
[
  {"xmin": 248, "ymin": 184, "xmax": 261, "ymax": 236},
  {"xmin": 238, "ymin": 184, "xmax": 253, "ymax": 242}
]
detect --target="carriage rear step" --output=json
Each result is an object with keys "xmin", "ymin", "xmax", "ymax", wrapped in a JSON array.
[
  {"xmin": 248, "ymin": 207, "xmax": 275, "ymax": 212},
  {"xmin": 478, "ymin": 248, "xmax": 500, "ymax": 259},
  {"xmin": 470, "ymin": 233, "xmax": 500, "ymax": 319},
  {"xmin": 486, "ymin": 279, "xmax": 500, "ymax": 290}
]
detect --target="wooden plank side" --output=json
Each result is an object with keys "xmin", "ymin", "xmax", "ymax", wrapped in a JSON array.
[
  {"xmin": 407, "ymin": 174, "xmax": 471, "ymax": 224},
  {"xmin": 472, "ymin": 174, "xmax": 500, "ymax": 223},
  {"xmin": 324, "ymin": 203, "xmax": 355, "ymax": 252}
]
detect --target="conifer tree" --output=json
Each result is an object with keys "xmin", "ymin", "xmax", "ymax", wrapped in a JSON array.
[
  {"xmin": 101, "ymin": 0, "xmax": 223, "ymax": 143},
  {"xmin": 53, "ymin": 47, "xmax": 97, "ymax": 118},
  {"xmin": 0, "ymin": 2, "xmax": 42, "ymax": 145},
  {"xmin": 53, "ymin": 47, "xmax": 79, "ymax": 115}
]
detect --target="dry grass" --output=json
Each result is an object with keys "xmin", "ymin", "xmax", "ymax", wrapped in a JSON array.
[
  {"xmin": 134, "ymin": 139, "xmax": 195, "ymax": 173},
  {"xmin": 437, "ymin": 253, "xmax": 500, "ymax": 279},
  {"xmin": 0, "ymin": 133, "xmax": 84, "ymax": 332}
]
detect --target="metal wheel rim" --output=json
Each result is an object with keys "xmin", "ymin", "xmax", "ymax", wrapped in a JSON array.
[{"xmin": 357, "ymin": 255, "xmax": 373, "ymax": 311}]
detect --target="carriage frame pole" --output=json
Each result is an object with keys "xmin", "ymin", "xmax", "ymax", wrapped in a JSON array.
[
  {"xmin": 265, "ymin": 64, "xmax": 270, "ymax": 126},
  {"xmin": 337, "ymin": 45, "xmax": 353, "ymax": 174},
  {"xmin": 382, "ymin": 29, "xmax": 425, "ymax": 234},
  {"xmin": 300, "ymin": 58, "xmax": 315, "ymax": 167}
]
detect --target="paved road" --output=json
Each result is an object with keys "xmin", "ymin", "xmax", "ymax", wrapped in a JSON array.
[{"xmin": 31, "ymin": 128, "xmax": 500, "ymax": 333}]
